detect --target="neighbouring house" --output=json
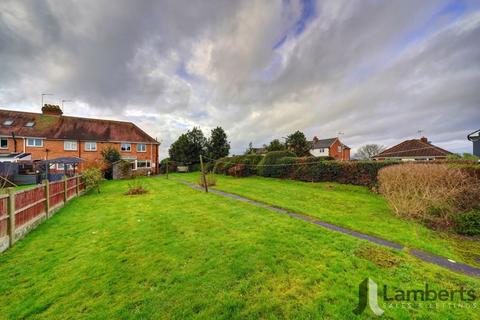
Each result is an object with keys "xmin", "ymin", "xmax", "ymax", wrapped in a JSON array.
[
  {"xmin": 0, "ymin": 105, "xmax": 160, "ymax": 174},
  {"xmin": 468, "ymin": 130, "xmax": 480, "ymax": 157},
  {"xmin": 251, "ymin": 147, "xmax": 267, "ymax": 155},
  {"xmin": 309, "ymin": 136, "xmax": 350, "ymax": 160},
  {"xmin": 372, "ymin": 137, "xmax": 451, "ymax": 161}
]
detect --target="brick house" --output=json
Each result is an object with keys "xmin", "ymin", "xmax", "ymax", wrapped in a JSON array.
[
  {"xmin": 372, "ymin": 137, "xmax": 451, "ymax": 161},
  {"xmin": 309, "ymin": 137, "xmax": 350, "ymax": 160},
  {"xmin": 0, "ymin": 105, "xmax": 160, "ymax": 173}
]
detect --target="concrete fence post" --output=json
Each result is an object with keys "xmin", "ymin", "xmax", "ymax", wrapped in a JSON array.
[
  {"xmin": 43, "ymin": 179, "xmax": 50, "ymax": 217},
  {"xmin": 7, "ymin": 187, "xmax": 15, "ymax": 246},
  {"xmin": 63, "ymin": 176, "xmax": 68, "ymax": 203}
]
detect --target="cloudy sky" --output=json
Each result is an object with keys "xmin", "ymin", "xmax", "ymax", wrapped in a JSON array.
[{"xmin": 1, "ymin": 0, "xmax": 479, "ymax": 157}]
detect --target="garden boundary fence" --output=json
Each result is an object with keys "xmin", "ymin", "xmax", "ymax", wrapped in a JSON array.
[{"xmin": 0, "ymin": 176, "xmax": 85, "ymax": 253}]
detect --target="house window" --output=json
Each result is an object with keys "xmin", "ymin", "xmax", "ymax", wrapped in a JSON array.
[
  {"xmin": 0, "ymin": 138, "xmax": 7, "ymax": 149},
  {"xmin": 121, "ymin": 143, "xmax": 131, "ymax": 152},
  {"xmin": 319, "ymin": 148, "xmax": 325, "ymax": 153},
  {"xmin": 136, "ymin": 160, "xmax": 151, "ymax": 169},
  {"xmin": 64, "ymin": 140, "xmax": 78, "ymax": 151},
  {"xmin": 137, "ymin": 143, "xmax": 146, "ymax": 152},
  {"xmin": 85, "ymin": 141, "xmax": 97, "ymax": 151},
  {"xmin": 26, "ymin": 138, "xmax": 43, "ymax": 147},
  {"xmin": 3, "ymin": 120, "xmax": 13, "ymax": 126},
  {"xmin": 337, "ymin": 146, "xmax": 342, "ymax": 152},
  {"xmin": 25, "ymin": 121, "xmax": 35, "ymax": 128}
]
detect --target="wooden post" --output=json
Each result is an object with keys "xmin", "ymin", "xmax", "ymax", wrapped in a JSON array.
[
  {"xmin": 200, "ymin": 155, "xmax": 208, "ymax": 193},
  {"xmin": 166, "ymin": 159, "xmax": 169, "ymax": 179},
  {"xmin": 63, "ymin": 176, "xmax": 68, "ymax": 203},
  {"xmin": 43, "ymin": 179, "xmax": 50, "ymax": 218},
  {"xmin": 7, "ymin": 187, "xmax": 15, "ymax": 246},
  {"xmin": 75, "ymin": 175, "xmax": 80, "ymax": 196}
]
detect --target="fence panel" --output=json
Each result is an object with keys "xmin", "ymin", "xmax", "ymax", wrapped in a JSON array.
[
  {"xmin": 67, "ymin": 178, "xmax": 77, "ymax": 199},
  {"xmin": 0, "ymin": 195, "xmax": 8, "ymax": 238},
  {"xmin": 49, "ymin": 181, "xmax": 65, "ymax": 208},
  {"xmin": 15, "ymin": 187, "xmax": 46, "ymax": 228}
]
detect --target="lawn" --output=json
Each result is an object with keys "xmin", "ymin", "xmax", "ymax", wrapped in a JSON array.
[
  {"xmin": 0, "ymin": 177, "xmax": 479, "ymax": 319},
  {"xmin": 173, "ymin": 172, "xmax": 480, "ymax": 268}
]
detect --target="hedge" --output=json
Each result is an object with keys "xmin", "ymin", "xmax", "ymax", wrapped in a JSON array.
[{"xmin": 215, "ymin": 151, "xmax": 399, "ymax": 186}]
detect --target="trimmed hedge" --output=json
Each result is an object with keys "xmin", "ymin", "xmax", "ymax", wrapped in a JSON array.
[
  {"xmin": 215, "ymin": 151, "xmax": 399, "ymax": 186},
  {"xmin": 257, "ymin": 151, "xmax": 296, "ymax": 177}
]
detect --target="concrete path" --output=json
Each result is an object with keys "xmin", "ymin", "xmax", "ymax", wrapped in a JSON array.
[{"xmin": 175, "ymin": 178, "xmax": 480, "ymax": 278}]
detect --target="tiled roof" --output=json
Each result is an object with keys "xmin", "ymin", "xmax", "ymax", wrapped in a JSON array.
[
  {"xmin": 373, "ymin": 139, "xmax": 451, "ymax": 158},
  {"xmin": 310, "ymin": 137, "xmax": 350, "ymax": 149},
  {"xmin": 0, "ymin": 109, "xmax": 158, "ymax": 143}
]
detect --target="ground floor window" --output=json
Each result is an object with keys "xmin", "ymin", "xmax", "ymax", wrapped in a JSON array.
[
  {"xmin": 0, "ymin": 138, "xmax": 7, "ymax": 149},
  {"xmin": 136, "ymin": 160, "xmax": 151, "ymax": 169}
]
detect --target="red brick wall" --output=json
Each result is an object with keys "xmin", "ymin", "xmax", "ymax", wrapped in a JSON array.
[
  {"xmin": 328, "ymin": 139, "xmax": 351, "ymax": 161},
  {"xmin": 0, "ymin": 137, "xmax": 159, "ymax": 173}
]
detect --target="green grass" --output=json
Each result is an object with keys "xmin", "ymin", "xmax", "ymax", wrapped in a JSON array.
[
  {"xmin": 173, "ymin": 172, "xmax": 480, "ymax": 267},
  {"xmin": 0, "ymin": 177, "xmax": 479, "ymax": 319}
]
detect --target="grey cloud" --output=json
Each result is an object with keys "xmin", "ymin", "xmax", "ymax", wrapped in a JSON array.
[{"xmin": 0, "ymin": 0, "xmax": 479, "ymax": 157}]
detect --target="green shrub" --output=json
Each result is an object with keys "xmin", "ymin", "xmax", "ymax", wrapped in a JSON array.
[
  {"xmin": 82, "ymin": 167, "xmax": 103, "ymax": 193},
  {"xmin": 454, "ymin": 209, "xmax": 480, "ymax": 236},
  {"xmin": 257, "ymin": 151, "xmax": 296, "ymax": 177},
  {"xmin": 125, "ymin": 178, "xmax": 148, "ymax": 195},
  {"xmin": 214, "ymin": 155, "xmax": 263, "ymax": 176}
]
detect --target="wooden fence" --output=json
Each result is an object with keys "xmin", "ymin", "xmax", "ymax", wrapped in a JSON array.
[{"xmin": 0, "ymin": 176, "xmax": 85, "ymax": 253}]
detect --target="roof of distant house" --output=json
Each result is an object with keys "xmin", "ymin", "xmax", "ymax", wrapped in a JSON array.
[
  {"xmin": 310, "ymin": 137, "xmax": 350, "ymax": 149},
  {"xmin": 373, "ymin": 137, "xmax": 451, "ymax": 158},
  {"xmin": 0, "ymin": 108, "xmax": 158, "ymax": 144}
]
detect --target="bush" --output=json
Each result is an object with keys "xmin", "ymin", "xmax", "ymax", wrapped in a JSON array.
[
  {"xmin": 214, "ymin": 155, "xmax": 263, "ymax": 176},
  {"xmin": 82, "ymin": 167, "xmax": 103, "ymax": 193},
  {"xmin": 257, "ymin": 151, "xmax": 296, "ymax": 177},
  {"xmin": 378, "ymin": 163, "xmax": 480, "ymax": 230},
  {"xmin": 198, "ymin": 173, "xmax": 217, "ymax": 187},
  {"xmin": 125, "ymin": 178, "xmax": 148, "ymax": 195},
  {"xmin": 454, "ymin": 209, "xmax": 480, "ymax": 236}
]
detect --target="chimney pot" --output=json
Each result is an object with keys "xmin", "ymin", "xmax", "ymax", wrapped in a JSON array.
[
  {"xmin": 420, "ymin": 137, "xmax": 428, "ymax": 143},
  {"xmin": 41, "ymin": 104, "xmax": 63, "ymax": 116}
]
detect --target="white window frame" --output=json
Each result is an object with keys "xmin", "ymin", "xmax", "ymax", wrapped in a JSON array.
[
  {"xmin": 25, "ymin": 121, "xmax": 35, "ymax": 128},
  {"xmin": 3, "ymin": 120, "xmax": 13, "ymax": 126},
  {"xmin": 84, "ymin": 141, "xmax": 97, "ymax": 151},
  {"xmin": 337, "ymin": 146, "xmax": 342, "ymax": 153},
  {"xmin": 136, "ymin": 143, "xmax": 146, "ymax": 152},
  {"xmin": 64, "ymin": 140, "xmax": 78, "ymax": 151},
  {"xmin": 26, "ymin": 138, "xmax": 43, "ymax": 147},
  {"xmin": 121, "ymin": 143, "xmax": 131, "ymax": 152},
  {"xmin": 0, "ymin": 138, "xmax": 8, "ymax": 149},
  {"xmin": 135, "ymin": 160, "xmax": 151, "ymax": 169}
]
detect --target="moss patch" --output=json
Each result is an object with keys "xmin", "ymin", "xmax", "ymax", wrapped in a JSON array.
[{"xmin": 354, "ymin": 245, "xmax": 401, "ymax": 269}]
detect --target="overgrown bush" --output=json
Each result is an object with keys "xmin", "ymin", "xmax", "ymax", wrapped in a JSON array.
[
  {"xmin": 378, "ymin": 163, "xmax": 480, "ymax": 230},
  {"xmin": 454, "ymin": 209, "xmax": 480, "ymax": 236},
  {"xmin": 214, "ymin": 155, "xmax": 263, "ymax": 176},
  {"xmin": 198, "ymin": 173, "xmax": 217, "ymax": 187},
  {"xmin": 82, "ymin": 166, "xmax": 103, "ymax": 193},
  {"xmin": 125, "ymin": 178, "xmax": 148, "ymax": 195},
  {"xmin": 257, "ymin": 151, "xmax": 296, "ymax": 177}
]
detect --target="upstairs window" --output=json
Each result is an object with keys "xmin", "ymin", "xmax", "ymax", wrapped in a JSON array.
[
  {"xmin": 26, "ymin": 138, "xmax": 43, "ymax": 147},
  {"xmin": 64, "ymin": 140, "xmax": 78, "ymax": 151},
  {"xmin": 85, "ymin": 141, "xmax": 97, "ymax": 151},
  {"xmin": 121, "ymin": 143, "xmax": 131, "ymax": 152},
  {"xmin": 0, "ymin": 138, "xmax": 8, "ymax": 149},
  {"xmin": 337, "ymin": 146, "xmax": 342, "ymax": 152},
  {"xmin": 25, "ymin": 121, "xmax": 35, "ymax": 128},
  {"xmin": 137, "ymin": 143, "xmax": 146, "ymax": 152},
  {"xmin": 3, "ymin": 120, "xmax": 13, "ymax": 126}
]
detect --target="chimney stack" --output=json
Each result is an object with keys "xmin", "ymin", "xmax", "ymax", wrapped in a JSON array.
[
  {"xmin": 41, "ymin": 104, "xmax": 63, "ymax": 116},
  {"xmin": 313, "ymin": 136, "xmax": 319, "ymax": 142},
  {"xmin": 420, "ymin": 137, "xmax": 428, "ymax": 144}
]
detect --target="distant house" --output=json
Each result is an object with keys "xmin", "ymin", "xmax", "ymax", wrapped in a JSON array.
[
  {"xmin": 309, "ymin": 137, "xmax": 350, "ymax": 160},
  {"xmin": 372, "ymin": 137, "xmax": 451, "ymax": 161},
  {"xmin": 468, "ymin": 130, "xmax": 480, "ymax": 157},
  {"xmin": 251, "ymin": 147, "xmax": 267, "ymax": 155}
]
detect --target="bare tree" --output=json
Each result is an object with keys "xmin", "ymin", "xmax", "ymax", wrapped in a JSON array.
[{"xmin": 355, "ymin": 144, "xmax": 386, "ymax": 160}]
